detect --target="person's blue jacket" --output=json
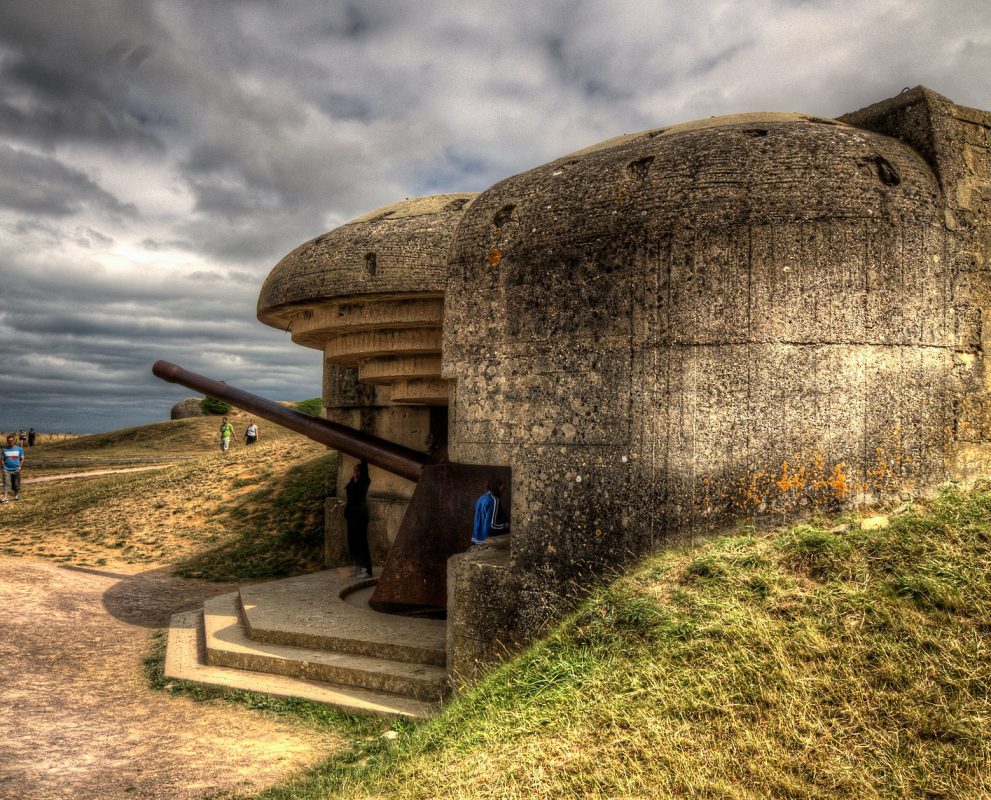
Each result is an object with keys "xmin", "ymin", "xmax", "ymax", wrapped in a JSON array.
[
  {"xmin": 2, "ymin": 444, "xmax": 25, "ymax": 471},
  {"xmin": 472, "ymin": 490, "xmax": 509, "ymax": 543}
]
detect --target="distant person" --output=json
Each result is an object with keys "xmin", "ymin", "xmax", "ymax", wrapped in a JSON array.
[
  {"xmin": 244, "ymin": 420, "xmax": 259, "ymax": 446},
  {"xmin": 17, "ymin": 430, "xmax": 26, "ymax": 447},
  {"xmin": 344, "ymin": 461, "xmax": 372, "ymax": 578},
  {"xmin": 471, "ymin": 477, "xmax": 510, "ymax": 544},
  {"xmin": 27, "ymin": 428, "xmax": 36, "ymax": 447},
  {"xmin": 2, "ymin": 434, "xmax": 25, "ymax": 503},
  {"xmin": 219, "ymin": 417, "xmax": 234, "ymax": 452}
]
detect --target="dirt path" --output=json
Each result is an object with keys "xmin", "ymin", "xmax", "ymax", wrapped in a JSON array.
[
  {"xmin": 24, "ymin": 465, "xmax": 170, "ymax": 483},
  {"xmin": 0, "ymin": 556, "xmax": 341, "ymax": 800}
]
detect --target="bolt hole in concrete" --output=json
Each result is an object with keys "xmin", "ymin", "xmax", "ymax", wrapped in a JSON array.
[
  {"xmin": 626, "ymin": 155, "xmax": 655, "ymax": 181},
  {"xmin": 874, "ymin": 155, "xmax": 901, "ymax": 186},
  {"xmin": 364, "ymin": 251, "xmax": 377, "ymax": 276},
  {"xmin": 493, "ymin": 204, "xmax": 516, "ymax": 227}
]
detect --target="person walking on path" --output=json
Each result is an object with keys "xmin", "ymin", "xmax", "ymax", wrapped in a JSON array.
[
  {"xmin": 2, "ymin": 434, "xmax": 26, "ymax": 502},
  {"xmin": 343, "ymin": 461, "xmax": 372, "ymax": 578},
  {"xmin": 244, "ymin": 420, "xmax": 259, "ymax": 446},
  {"xmin": 27, "ymin": 428, "xmax": 36, "ymax": 447},
  {"xmin": 471, "ymin": 477, "xmax": 510, "ymax": 544},
  {"xmin": 219, "ymin": 417, "xmax": 234, "ymax": 452}
]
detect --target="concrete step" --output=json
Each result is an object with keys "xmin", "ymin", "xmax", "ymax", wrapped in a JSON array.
[
  {"xmin": 239, "ymin": 571, "xmax": 446, "ymax": 667},
  {"xmin": 165, "ymin": 610, "xmax": 438, "ymax": 719},
  {"xmin": 203, "ymin": 592, "xmax": 448, "ymax": 702}
]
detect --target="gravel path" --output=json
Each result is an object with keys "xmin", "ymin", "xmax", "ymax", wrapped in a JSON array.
[{"xmin": 0, "ymin": 556, "xmax": 340, "ymax": 799}]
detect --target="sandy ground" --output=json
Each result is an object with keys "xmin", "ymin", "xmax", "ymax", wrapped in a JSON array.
[
  {"xmin": 0, "ymin": 556, "xmax": 340, "ymax": 800},
  {"xmin": 24, "ymin": 465, "xmax": 171, "ymax": 483}
]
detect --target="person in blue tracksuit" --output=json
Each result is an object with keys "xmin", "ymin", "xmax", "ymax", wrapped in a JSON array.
[{"xmin": 471, "ymin": 477, "xmax": 510, "ymax": 544}]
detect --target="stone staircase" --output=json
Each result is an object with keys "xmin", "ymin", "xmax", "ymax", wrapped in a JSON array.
[{"xmin": 164, "ymin": 568, "xmax": 448, "ymax": 718}]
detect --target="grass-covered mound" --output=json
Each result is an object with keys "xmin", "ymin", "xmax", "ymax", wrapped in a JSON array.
[
  {"xmin": 2, "ymin": 417, "xmax": 333, "ymax": 577},
  {"xmin": 27, "ymin": 414, "xmax": 314, "ymax": 468},
  {"xmin": 254, "ymin": 489, "xmax": 991, "ymax": 800}
]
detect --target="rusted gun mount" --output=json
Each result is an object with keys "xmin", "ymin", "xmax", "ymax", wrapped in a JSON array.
[{"xmin": 152, "ymin": 360, "xmax": 510, "ymax": 615}]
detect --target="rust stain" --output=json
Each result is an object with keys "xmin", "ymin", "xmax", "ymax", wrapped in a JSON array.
[{"xmin": 488, "ymin": 247, "xmax": 503, "ymax": 267}]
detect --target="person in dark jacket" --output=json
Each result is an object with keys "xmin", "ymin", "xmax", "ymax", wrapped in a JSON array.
[
  {"xmin": 471, "ymin": 477, "xmax": 510, "ymax": 544},
  {"xmin": 344, "ymin": 461, "xmax": 372, "ymax": 578}
]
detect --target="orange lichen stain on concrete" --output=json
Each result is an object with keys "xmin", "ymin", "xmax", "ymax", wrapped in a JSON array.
[
  {"xmin": 826, "ymin": 463, "xmax": 848, "ymax": 499},
  {"xmin": 775, "ymin": 460, "xmax": 806, "ymax": 493},
  {"xmin": 487, "ymin": 247, "xmax": 503, "ymax": 267},
  {"xmin": 736, "ymin": 470, "xmax": 769, "ymax": 512},
  {"xmin": 733, "ymin": 454, "xmax": 852, "ymax": 514}
]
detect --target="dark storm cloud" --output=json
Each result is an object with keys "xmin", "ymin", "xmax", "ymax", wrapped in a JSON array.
[
  {"xmin": 0, "ymin": 144, "xmax": 137, "ymax": 216},
  {"xmin": 0, "ymin": 0, "xmax": 166, "ymax": 151},
  {"xmin": 0, "ymin": 0, "xmax": 988, "ymax": 433}
]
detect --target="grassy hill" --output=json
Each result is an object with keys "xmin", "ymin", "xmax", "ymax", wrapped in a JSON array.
[
  {"xmin": 250, "ymin": 489, "xmax": 991, "ymax": 800},
  {"xmin": 0, "ymin": 415, "xmax": 335, "ymax": 578},
  {"xmin": 25, "ymin": 415, "xmax": 282, "ymax": 474}
]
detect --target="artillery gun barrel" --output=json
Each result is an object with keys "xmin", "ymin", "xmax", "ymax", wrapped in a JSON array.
[{"xmin": 152, "ymin": 360, "xmax": 427, "ymax": 482}]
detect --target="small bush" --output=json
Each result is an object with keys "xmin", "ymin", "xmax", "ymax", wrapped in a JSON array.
[
  {"xmin": 200, "ymin": 396, "xmax": 231, "ymax": 415},
  {"xmin": 294, "ymin": 397, "xmax": 324, "ymax": 416}
]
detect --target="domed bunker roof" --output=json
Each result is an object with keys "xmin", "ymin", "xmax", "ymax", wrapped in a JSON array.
[
  {"xmin": 260, "ymin": 192, "xmax": 476, "ymax": 405},
  {"xmin": 445, "ymin": 111, "xmax": 941, "ymax": 363},
  {"xmin": 259, "ymin": 192, "xmax": 476, "ymax": 328},
  {"xmin": 449, "ymin": 112, "xmax": 939, "ymax": 273}
]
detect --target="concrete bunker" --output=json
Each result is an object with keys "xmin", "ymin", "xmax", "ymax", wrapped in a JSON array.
[{"xmin": 162, "ymin": 87, "xmax": 991, "ymax": 700}]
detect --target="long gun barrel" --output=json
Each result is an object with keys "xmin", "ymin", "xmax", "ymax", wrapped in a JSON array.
[{"xmin": 152, "ymin": 360, "xmax": 427, "ymax": 483}]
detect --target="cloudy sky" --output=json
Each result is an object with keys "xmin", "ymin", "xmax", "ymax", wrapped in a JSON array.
[{"xmin": 0, "ymin": 0, "xmax": 989, "ymax": 433}]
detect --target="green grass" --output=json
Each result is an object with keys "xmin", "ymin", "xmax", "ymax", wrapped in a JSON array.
[
  {"xmin": 240, "ymin": 488, "xmax": 991, "ymax": 800},
  {"xmin": 293, "ymin": 398, "xmax": 325, "ymax": 416}
]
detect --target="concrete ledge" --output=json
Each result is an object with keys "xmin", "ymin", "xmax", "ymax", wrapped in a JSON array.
[
  {"xmin": 239, "ymin": 569, "xmax": 446, "ymax": 666},
  {"xmin": 165, "ymin": 611, "xmax": 439, "ymax": 718},
  {"xmin": 204, "ymin": 592, "xmax": 448, "ymax": 701}
]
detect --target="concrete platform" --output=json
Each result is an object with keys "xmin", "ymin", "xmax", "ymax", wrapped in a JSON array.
[
  {"xmin": 165, "ymin": 611, "xmax": 438, "ymax": 718},
  {"xmin": 163, "ymin": 567, "xmax": 449, "ymax": 718},
  {"xmin": 239, "ymin": 569, "xmax": 446, "ymax": 666},
  {"xmin": 204, "ymin": 592, "xmax": 447, "ymax": 700}
]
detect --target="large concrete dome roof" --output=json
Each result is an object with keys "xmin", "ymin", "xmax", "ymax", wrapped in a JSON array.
[
  {"xmin": 443, "ymin": 108, "xmax": 952, "ymax": 574},
  {"xmin": 258, "ymin": 192, "xmax": 476, "ymax": 328},
  {"xmin": 449, "ymin": 113, "xmax": 940, "ymax": 274}
]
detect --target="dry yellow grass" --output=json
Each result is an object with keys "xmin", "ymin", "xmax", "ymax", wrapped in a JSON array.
[{"xmin": 1, "ymin": 416, "xmax": 333, "ymax": 577}]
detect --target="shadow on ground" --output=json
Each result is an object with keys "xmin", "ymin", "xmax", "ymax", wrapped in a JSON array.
[{"xmin": 61, "ymin": 564, "xmax": 238, "ymax": 627}]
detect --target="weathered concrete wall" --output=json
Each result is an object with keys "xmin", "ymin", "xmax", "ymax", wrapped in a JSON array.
[
  {"xmin": 841, "ymin": 88, "xmax": 991, "ymax": 479},
  {"xmin": 443, "ymin": 100, "xmax": 979, "ymax": 678},
  {"xmin": 321, "ymin": 361, "xmax": 425, "ymax": 565}
]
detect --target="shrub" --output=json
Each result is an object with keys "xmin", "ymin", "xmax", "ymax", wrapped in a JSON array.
[
  {"xmin": 293, "ymin": 397, "xmax": 324, "ymax": 417},
  {"xmin": 200, "ymin": 396, "xmax": 231, "ymax": 415}
]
